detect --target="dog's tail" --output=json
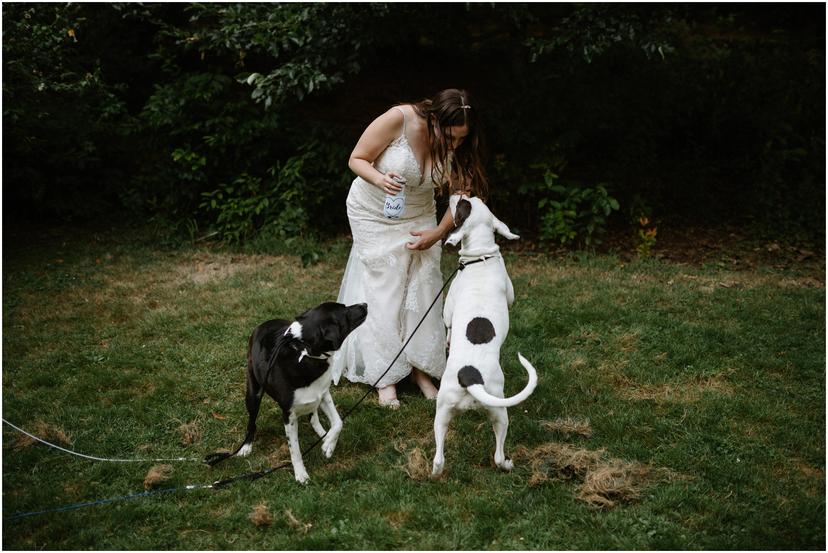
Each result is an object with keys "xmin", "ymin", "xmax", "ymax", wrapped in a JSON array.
[{"xmin": 461, "ymin": 353, "xmax": 538, "ymax": 408}]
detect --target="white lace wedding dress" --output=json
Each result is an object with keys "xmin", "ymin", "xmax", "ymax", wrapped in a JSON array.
[{"xmin": 330, "ymin": 106, "xmax": 447, "ymax": 388}]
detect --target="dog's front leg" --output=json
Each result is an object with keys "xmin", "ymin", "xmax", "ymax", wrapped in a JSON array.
[
  {"xmin": 319, "ymin": 391, "xmax": 342, "ymax": 459},
  {"xmin": 488, "ymin": 407, "xmax": 513, "ymax": 471},
  {"xmin": 443, "ymin": 280, "xmax": 457, "ymax": 347},
  {"xmin": 285, "ymin": 412, "xmax": 310, "ymax": 484},
  {"xmin": 310, "ymin": 410, "xmax": 327, "ymax": 438}
]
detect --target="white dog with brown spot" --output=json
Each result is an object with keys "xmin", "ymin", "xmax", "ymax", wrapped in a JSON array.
[{"xmin": 432, "ymin": 195, "xmax": 538, "ymax": 477}]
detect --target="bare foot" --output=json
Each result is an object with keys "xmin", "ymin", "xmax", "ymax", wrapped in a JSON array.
[
  {"xmin": 378, "ymin": 385, "xmax": 400, "ymax": 409},
  {"xmin": 412, "ymin": 368, "xmax": 439, "ymax": 400}
]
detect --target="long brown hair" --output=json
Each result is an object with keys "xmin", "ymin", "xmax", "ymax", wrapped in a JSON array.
[{"xmin": 412, "ymin": 88, "xmax": 489, "ymax": 201}]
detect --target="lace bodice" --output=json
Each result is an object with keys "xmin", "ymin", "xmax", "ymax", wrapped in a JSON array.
[{"xmin": 374, "ymin": 133, "xmax": 434, "ymax": 190}]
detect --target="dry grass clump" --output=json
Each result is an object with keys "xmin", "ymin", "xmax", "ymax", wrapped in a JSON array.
[
  {"xmin": 577, "ymin": 461, "xmax": 652, "ymax": 508},
  {"xmin": 615, "ymin": 374, "xmax": 734, "ymax": 403},
  {"xmin": 526, "ymin": 443, "xmax": 605, "ymax": 486},
  {"xmin": 249, "ymin": 502, "xmax": 273, "ymax": 527},
  {"xmin": 523, "ymin": 441, "xmax": 664, "ymax": 509},
  {"xmin": 393, "ymin": 437, "xmax": 433, "ymax": 481},
  {"xmin": 177, "ymin": 421, "xmax": 202, "ymax": 446},
  {"xmin": 267, "ymin": 443, "xmax": 291, "ymax": 467},
  {"xmin": 402, "ymin": 447, "xmax": 432, "ymax": 480},
  {"xmin": 541, "ymin": 417, "xmax": 594, "ymax": 438},
  {"xmin": 14, "ymin": 421, "xmax": 72, "ymax": 449},
  {"xmin": 285, "ymin": 509, "xmax": 312, "ymax": 533},
  {"xmin": 143, "ymin": 464, "xmax": 173, "ymax": 490}
]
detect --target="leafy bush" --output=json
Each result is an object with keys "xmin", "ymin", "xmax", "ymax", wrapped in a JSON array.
[
  {"xmin": 533, "ymin": 170, "xmax": 620, "ymax": 247},
  {"xmin": 2, "ymin": 3, "xmax": 133, "ymax": 217},
  {"xmin": 2, "ymin": 3, "xmax": 822, "ymax": 244},
  {"xmin": 198, "ymin": 136, "xmax": 352, "ymax": 245}
]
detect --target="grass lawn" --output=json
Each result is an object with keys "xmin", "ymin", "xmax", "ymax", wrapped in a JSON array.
[{"xmin": 2, "ymin": 224, "xmax": 825, "ymax": 549}]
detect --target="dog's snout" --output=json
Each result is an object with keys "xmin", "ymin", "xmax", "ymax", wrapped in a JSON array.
[{"xmin": 347, "ymin": 303, "xmax": 368, "ymax": 326}]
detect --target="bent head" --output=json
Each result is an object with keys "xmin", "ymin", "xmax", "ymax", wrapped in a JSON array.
[
  {"xmin": 413, "ymin": 88, "xmax": 489, "ymax": 200},
  {"xmin": 284, "ymin": 302, "xmax": 368, "ymax": 356},
  {"xmin": 446, "ymin": 196, "xmax": 520, "ymax": 248}
]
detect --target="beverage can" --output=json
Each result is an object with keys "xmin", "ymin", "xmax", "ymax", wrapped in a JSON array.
[{"xmin": 383, "ymin": 175, "xmax": 406, "ymax": 219}]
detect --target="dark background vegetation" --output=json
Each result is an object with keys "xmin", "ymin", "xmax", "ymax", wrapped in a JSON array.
[{"xmin": 3, "ymin": 2, "xmax": 825, "ymax": 248}]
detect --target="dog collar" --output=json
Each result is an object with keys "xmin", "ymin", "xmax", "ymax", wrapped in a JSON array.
[
  {"xmin": 459, "ymin": 255, "xmax": 498, "ymax": 270},
  {"xmin": 298, "ymin": 349, "xmax": 332, "ymax": 363}
]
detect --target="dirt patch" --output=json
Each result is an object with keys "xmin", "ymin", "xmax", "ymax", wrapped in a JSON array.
[
  {"xmin": 13, "ymin": 421, "xmax": 72, "ymax": 449},
  {"xmin": 616, "ymin": 331, "xmax": 640, "ymax": 353},
  {"xmin": 174, "ymin": 253, "xmax": 290, "ymax": 285},
  {"xmin": 615, "ymin": 373, "xmax": 734, "ymax": 403},
  {"xmin": 669, "ymin": 271, "xmax": 824, "ymax": 291},
  {"xmin": 569, "ymin": 357, "xmax": 588, "ymax": 371},
  {"xmin": 541, "ymin": 417, "xmax": 594, "ymax": 438},
  {"xmin": 386, "ymin": 510, "xmax": 412, "ymax": 530}
]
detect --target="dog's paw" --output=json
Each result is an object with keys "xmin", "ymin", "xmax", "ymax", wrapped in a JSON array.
[
  {"xmin": 294, "ymin": 469, "xmax": 310, "ymax": 485},
  {"xmin": 322, "ymin": 437, "xmax": 338, "ymax": 459},
  {"xmin": 497, "ymin": 458, "xmax": 514, "ymax": 471},
  {"xmin": 238, "ymin": 443, "xmax": 253, "ymax": 457}
]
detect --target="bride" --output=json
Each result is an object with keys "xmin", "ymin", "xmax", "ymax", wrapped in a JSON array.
[{"xmin": 330, "ymin": 88, "xmax": 489, "ymax": 409}]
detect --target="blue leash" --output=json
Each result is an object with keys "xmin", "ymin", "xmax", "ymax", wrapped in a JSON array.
[
  {"xmin": 5, "ymin": 262, "xmax": 468, "ymax": 522},
  {"xmin": 5, "ymin": 487, "xmax": 191, "ymax": 522}
]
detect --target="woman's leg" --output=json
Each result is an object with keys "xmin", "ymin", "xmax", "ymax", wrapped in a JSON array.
[
  {"xmin": 411, "ymin": 367, "xmax": 439, "ymax": 399},
  {"xmin": 377, "ymin": 384, "xmax": 399, "ymax": 408}
]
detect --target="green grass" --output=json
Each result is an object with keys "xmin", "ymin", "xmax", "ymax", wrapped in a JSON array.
[{"xmin": 2, "ymin": 225, "xmax": 825, "ymax": 549}]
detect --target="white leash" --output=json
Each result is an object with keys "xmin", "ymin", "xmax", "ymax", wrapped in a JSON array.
[{"xmin": 2, "ymin": 418, "xmax": 200, "ymax": 463}]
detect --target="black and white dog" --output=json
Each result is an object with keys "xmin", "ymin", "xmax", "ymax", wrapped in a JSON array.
[
  {"xmin": 432, "ymin": 196, "xmax": 538, "ymax": 477},
  {"xmin": 206, "ymin": 302, "xmax": 367, "ymax": 484}
]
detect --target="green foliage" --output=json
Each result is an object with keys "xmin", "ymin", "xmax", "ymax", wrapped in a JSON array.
[
  {"xmin": 526, "ymin": 4, "xmax": 677, "ymax": 64},
  {"xmin": 2, "ymin": 3, "xmax": 823, "ymax": 243},
  {"xmin": 529, "ymin": 170, "xmax": 620, "ymax": 247},
  {"xmin": 174, "ymin": 3, "xmax": 379, "ymax": 108},
  {"xmin": 2, "ymin": 3, "xmax": 133, "ymax": 216},
  {"xmin": 197, "ymin": 137, "xmax": 351, "ymax": 248},
  {"xmin": 199, "ymin": 173, "xmax": 270, "ymax": 245}
]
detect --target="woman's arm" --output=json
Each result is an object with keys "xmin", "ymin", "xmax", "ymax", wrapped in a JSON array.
[
  {"xmin": 348, "ymin": 107, "xmax": 406, "ymax": 195},
  {"xmin": 406, "ymin": 205, "xmax": 455, "ymax": 250}
]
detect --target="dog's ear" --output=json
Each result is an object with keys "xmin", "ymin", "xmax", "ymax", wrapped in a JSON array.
[
  {"xmin": 453, "ymin": 198, "xmax": 472, "ymax": 229},
  {"xmin": 492, "ymin": 215, "xmax": 520, "ymax": 240}
]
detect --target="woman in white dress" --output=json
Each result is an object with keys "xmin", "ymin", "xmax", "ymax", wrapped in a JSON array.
[{"xmin": 331, "ymin": 88, "xmax": 489, "ymax": 408}]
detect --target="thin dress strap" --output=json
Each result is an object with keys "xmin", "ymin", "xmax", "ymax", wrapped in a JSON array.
[{"xmin": 394, "ymin": 106, "xmax": 406, "ymax": 137}]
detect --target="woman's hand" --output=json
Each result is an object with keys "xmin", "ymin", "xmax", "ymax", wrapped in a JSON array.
[
  {"xmin": 406, "ymin": 227, "xmax": 443, "ymax": 250},
  {"xmin": 375, "ymin": 171, "xmax": 405, "ymax": 196}
]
